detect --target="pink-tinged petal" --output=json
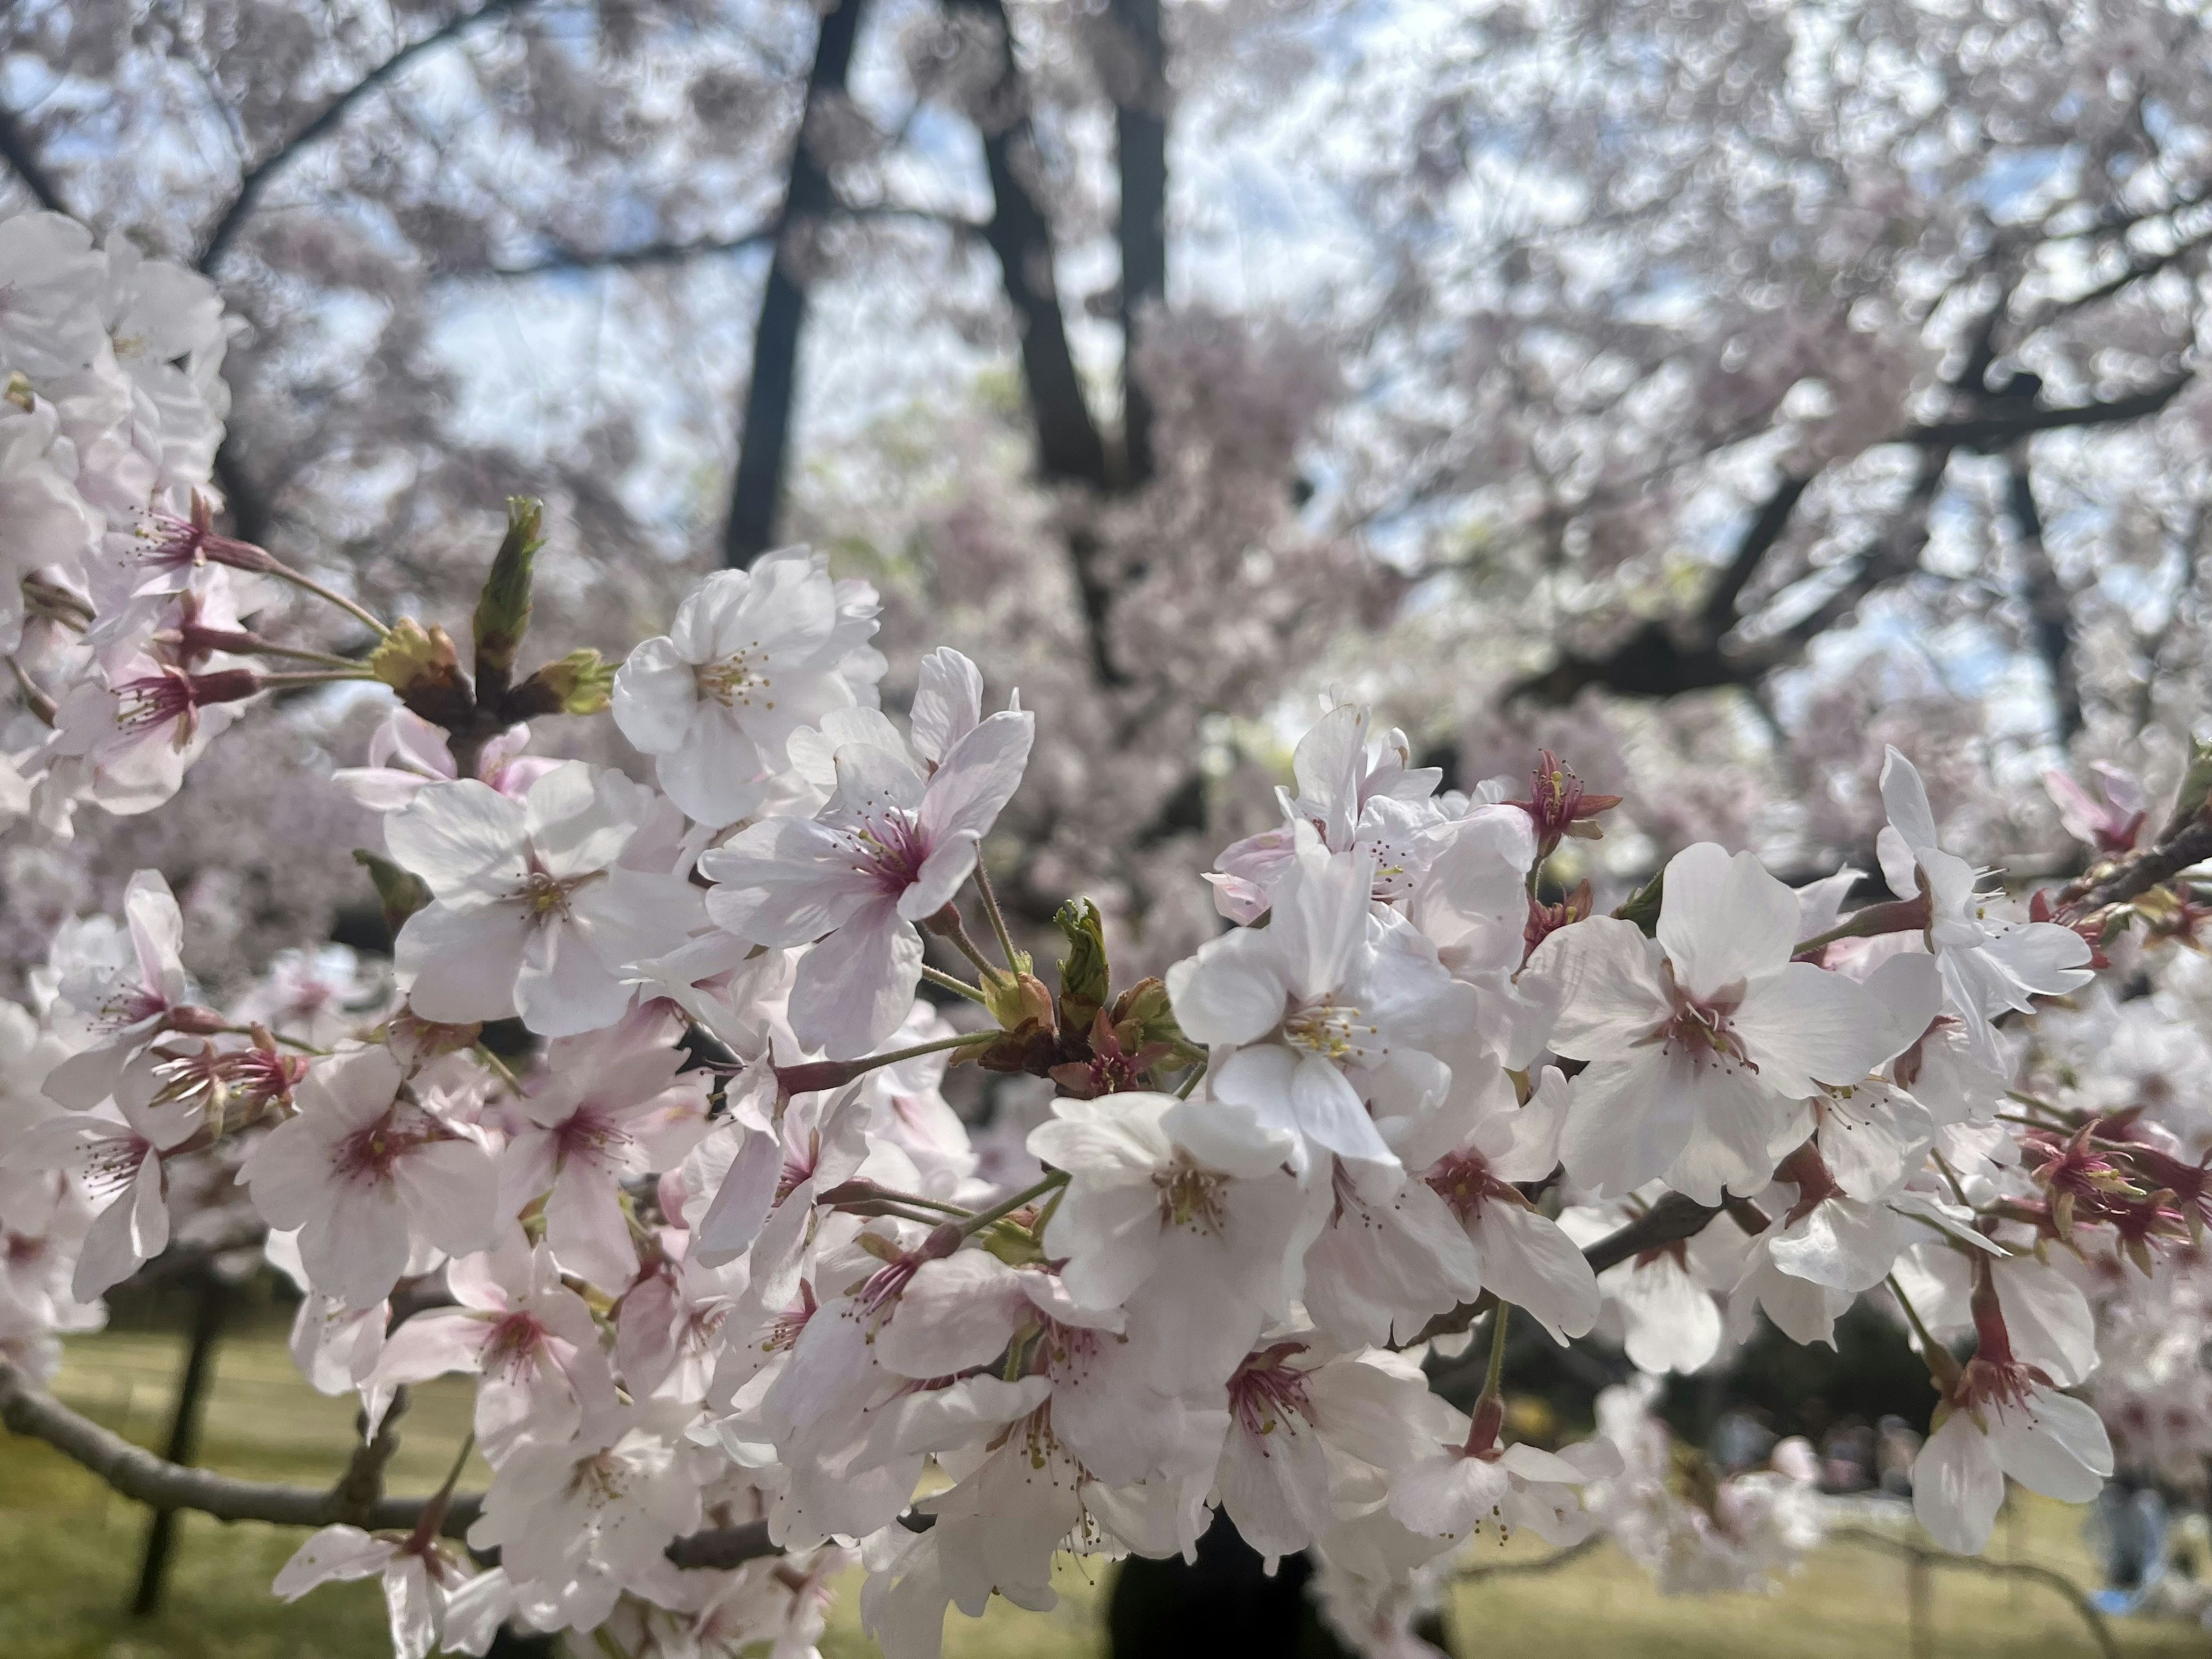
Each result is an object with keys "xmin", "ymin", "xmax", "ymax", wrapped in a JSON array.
[
  {"xmin": 373, "ymin": 1309, "xmax": 494, "ymax": 1385},
  {"xmin": 515, "ymin": 918, "xmax": 631, "ymax": 1039},
  {"xmin": 1165, "ymin": 927, "xmax": 1288, "ymax": 1049},
  {"xmin": 383, "ymin": 1554, "xmax": 436, "ymax": 1659},
  {"xmin": 122, "ymin": 870, "xmax": 184, "ymax": 990},
  {"xmin": 611, "ymin": 634, "xmax": 699, "ymax": 755},
  {"xmin": 385, "ymin": 781, "xmax": 528, "ymax": 896},
  {"xmin": 1991, "ymin": 1388, "xmax": 2112, "ymax": 1500},
  {"xmin": 497, "ymin": 1130, "xmax": 559, "ymax": 1216},
  {"xmin": 1388, "ymin": 1450, "xmax": 1510, "ymax": 1540},
  {"xmin": 1994, "ymin": 1257, "xmax": 2096, "ymax": 1388},
  {"xmin": 128, "ymin": 1152, "xmax": 171, "ymax": 1263},
  {"xmin": 909, "ymin": 648, "xmax": 983, "ymax": 767},
  {"xmin": 74, "ymin": 1180, "xmax": 149, "ymax": 1300},
  {"xmin": 1528, "ymin": 918, "xmax": 1668, "ymax": 1057},
  {"xmin": 650, "ymin": 710, "xmax": 767, "ymax": 828},
  {"xmin": 899, "ymin": 830, "xmax": 981, "ymax": 922},
  {"xmin": 1861, "ymin": 952, "xmax": 1942, "ymax": 1062},
  {"xmin": 1290, "ymin": 703, "xmax": 1370, "ymax": 849},
  {"xmin": 1268, "ymin": 830, "xmax": 1371, "ymax": 1005},
  {"xmin": 399, "ymin": 1139, "xmax": 504, "ymax": 1257},
  {"xmin": 42, "ymin": 1041, "xmax": 136, "ymax": 1110},
  {"xmin": 1472, "ymin": 1203, "xmax": 1600, "ymax": 1342},
  {"xmin": 1495, "ymin": 1442, "xmax": 1586, "ymax": 1484},
  {"xmin": 566, "ymin": 869, "xmax": 704, "ymax": 974},
  {"xmin": 1289, "ymin": 1052, "xmax": 1399, "ymax": 1175},
  {"xmin": 882, "ymin": 1376, "xmax": 1053, "ymax": 1460},
  {"xmin": 1557, "ymin": 1048, "xmax": 1697, "ymax": 1197},
  {"xmin": 1732, "ymin": 962, "xmax": 1893, "ymax": 1098},
  {"xmin": 241, "ymin": 1115, "xmax": 332, "ymax": 1230},
  {"xmin": 1879, "ymin": 747, "xmax": 1942, "ymax": 854},
  {"xmin": 546, "ymin": 1163, "xmax": 639, "ymax": 1290},
  {"xmin": 1656, "ymin": 843, "xmax": 1798, "ymax": 997},
  {"xmin": 699, "ymin": 816, "xmax": 880, "ymax": 945},
  {"xmin": 395, "ymin": 902, "xmax": 528, "ymax": 1025},
  {"xmin": 1912, "ymin": 1413, "xmax": 2005, "ymax": 1553},
  {"xmin": 692, "ymin": 1127, "xmax": 782, "ymax": 1267},
  {"xmin": 788, "ymin": 898, "xmax": 923, "ymax": 1059},
  {"xmin": 916, "ymin": 710, "xmax": 1032, "ymax": 849},
  {"xmin": 874, "ymin": 1252, "xmax": 1028, "ymax": 1379},
  {"xmin": 1662, "ymin": 1062, "xmax": 1783, "ymax": 1205},
  {"xmin": 273, "ymin": 1525, "xmax": 392, "ymax": 1598},
  {"xmin": 301, "ymin": 1182, "xmax": 411, "ymax": 1310}
]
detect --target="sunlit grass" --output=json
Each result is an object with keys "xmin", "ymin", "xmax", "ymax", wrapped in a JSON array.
[{"xmin": 2, "ymin": 1325, "xmax": 2202, "ymax": 1657}]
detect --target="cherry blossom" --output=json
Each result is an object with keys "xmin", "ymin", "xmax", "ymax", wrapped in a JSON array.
[
  {"xmin": 385, "ymin": 763, "xmax": 704, "ymax": 1038},
  {"xmin": 698, "ymin": 653, "xmax": 1032, "ymax": 1056},
  {"xmin": 1533, "ymin": 842, "xmax": 1933, "ymax": 1202},
  {"xmin": 242, "ymin": 1047, "xmax": 503, "ymax": 1308},
  {"xmin": 612, "ymin": 547, "xmax": 884, "ymax": 826}
]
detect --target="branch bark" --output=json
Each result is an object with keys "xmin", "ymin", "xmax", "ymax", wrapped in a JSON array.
[
  {"xmin": 0, "ymin": 103, "xmax": 69, "ymax": 214},
  {"xmin": 721, "ymin": 0, "xmax": 873, "ymax": 567},
  {"xmin": 196, "ymin": 0, "xmax": 533, "ymax": 272},
  {"xmin": 2005, "ymin": 454, "xmax": 2081, "ymax": 743},
  {"xmin": 0, "ymin": 1359, "xmax": 778, "ymax": 1570},
  {"xmin": 1893, "ymin": 375, "xmax": 2192, "ymax": 451},
  {"xmin": 1102, "ymin": 0, "xmax": 1168, "ymax": 484},
  {"xmin": 1830, "ymin": 1527, "xmax": 2120, "ymax": 1659},
  {"xmin": 949, "ymin": 0, "xmax": 1109, "ymax": 491}
]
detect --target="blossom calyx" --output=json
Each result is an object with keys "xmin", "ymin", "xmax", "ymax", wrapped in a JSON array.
[
  {"xmin": 472, "ymin": 497, "xmax": 543, "ymax": 698},
  {"xmin": 369, "ymin": 619, "xmax": 475, "ymax": 728},
  {"xmin": 506, "ymin": 649, "xmax": 616, "ymax": 718},
  {"xmin": 353, "ymin": 849, "xmax": 433, "ymax": 934}
]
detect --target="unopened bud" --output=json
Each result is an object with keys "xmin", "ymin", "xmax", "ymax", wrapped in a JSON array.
[
  {"xmin": 507, "ymin": 649, "xmax": 615, "ymax": 718},
  {"xmin": 472, "ymin": 497, "xmax": 544, "ymax": 696}
]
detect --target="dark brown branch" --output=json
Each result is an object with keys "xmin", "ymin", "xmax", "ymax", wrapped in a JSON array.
[
  {"xmin": 0, "ymin": 1359, "xmax": 777, "ymax": 1570},
  {"xmin": 950, "ymin": 0, "xmax": 1110, "ymax": 491},
  {"xmin": 196, "ymin": 0, "xmax": 533, "ymax": 271},
  {"xmin": 2065, "ymin": 816, "xmax": 2212, "ymax": 912},
  {"xmin": 2005, "ymin": 455, "xmax": 2081, "ymax": 743},
  {"xmin": 722, "ymin": 0, "xmax": 873, "ymax": 567},
  {"xmin": 1698, "ymin": 472, "xmax": 1809, "ymax": 636},
  {"xmin": 1894, "ymin": 374, "xmax": 2192, "ymax": 452},
  {"xmin": 447, "ymin": 208, "xmax": 984, "ymax": 283},
  {"xmin": 0, "ymin": 103, "xmax": 68, "ymax": 214},
  {"xmin": 1460, "ymin": 1535, "xmax": 1602, "ymax": 1581},
  {"xmin": 1830, "ymin": 1527, "xmax": 2120, "ymax": 1659},
  {"xmin": 1581, "ymin": 1191, "xmax": 1722, "ymax": 1274}
]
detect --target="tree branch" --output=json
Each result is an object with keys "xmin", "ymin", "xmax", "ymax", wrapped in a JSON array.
[
  {"xmin": 1459, "ymin": 1534, "xmax": 1603, "ymax": 1581},
  {"xmin": 1581, "ymin": 1191, "xmax": 1722, "ymax": 1274},
  {"xmin": 1830, "ymin": 1527, "xmax": 2120, "ymax": 1659},
  {"xmin": 1894, "ymin": 375, "xmax": 2193, "ymax": 451},
  {"xmin": 196, "ymin": 0, "xmax": 535, "ymax": 271},
  {"xmin": 0, "ymin": 103, "xmax": 69, "ymax": 214},
  {"xmin": 1698, "ymin": 472, "xmax": 1809, "ymax": 636},
  {"xmin": 2005, "ymin": 454, "xmax": 2081, "ymax": 743},
  {"xmin": 2062, "ymin": 815, "xmax": 2212, "ymax": 913},
  {"xmin": 0, "ymin": 1359, "xmax": 778, "ymax": 1570}
]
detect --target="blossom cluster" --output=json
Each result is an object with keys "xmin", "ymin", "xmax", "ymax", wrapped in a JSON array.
[{"xmin": 0, "ymin": 205, "xmax": 2203, "ymax": 1659}]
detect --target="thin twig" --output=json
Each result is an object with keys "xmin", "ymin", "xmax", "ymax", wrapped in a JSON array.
[{"xmin": 1829, "ymin": 1526, "xmax": 2120, "ymax": 1659}]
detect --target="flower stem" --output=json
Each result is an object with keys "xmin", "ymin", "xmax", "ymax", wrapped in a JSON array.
[
  {"xmin": 956, "ymin": 1172, "xmax": 1070, "ymax": 1239},
  {"xmin": 1176, "ymin": 1060, "xmax": 1207, "ymax": 1099},
  {"xmin": 256, "ymin": 669, "xmax": 380, "ymax": 688},
  {"xmin": 1480, "ymin": 1300, "xmax": 1512, "ymax": 1405},
  {"xmin": 474, "ymin": 1044, "xmax": 523, "ymax": 1094},
  {"xmin": 920, "ymin": 965, "xmax": 988, "ymax": 1005},
  {"xmin": 265, "ymin": 562, "xmax": 391, "ymax": 638},
  {"xmin": 1793, "ymin": 894, "xmax": 1933, "ymax": 959},
  {"xmin": 972, "ymin": 863, "xmax": 1021, "ymax": 971},
  {"xmin": 935, "ymin": 912, "xmax": 999, "ymax": 978},
  {"xmin": 1887, "ymin": 1272, "xmax": 1960, "ymax": 1393},
  {"xmin": 409, "ymin": 1430, "xmax": 476, "ymax": 1548},
  {"xmin": 246, "ymin": 640, "xmax": 369, "ymax": 671}
]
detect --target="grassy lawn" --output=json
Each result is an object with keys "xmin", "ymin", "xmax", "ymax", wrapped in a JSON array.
[{"xmin": 1, "ymin": 1323, "xmax": 2202, "ymax": 1658}]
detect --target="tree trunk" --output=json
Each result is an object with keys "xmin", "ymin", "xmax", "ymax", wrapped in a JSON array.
[
  {"xmin": 130, "ymin": 1272, "xmax": 229, "ymax": 1615},
  {"xmin": 721, "ymin": 0, "xmax": 872, "ymax": 566}
]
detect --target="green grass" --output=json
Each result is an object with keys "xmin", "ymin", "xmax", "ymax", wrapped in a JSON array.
[{"xmin": 0, "ymin": 1324, "xmax": 2200, "ymax": 1657}]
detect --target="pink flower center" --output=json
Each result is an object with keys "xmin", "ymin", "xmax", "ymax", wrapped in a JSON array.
[
  {"xmin": 550, "ymin": 1105, "xmax": 631, "ymax": 1174},
  {"xmin": 851, "ymin": 813, "xmax": 930, "ymax": 897},
  {"xmin": 1228, "ymin": 1341, "xmax": 1315, "ymax": 1441},
  {"xmin": 1426, "ymin": 1149, "xmax": 1516, "ymax": 1221},
  {"xmin": 81, "ymin": 1132, "xmax": 152, "ymax": 1202},
  {"xmin": 1654, "ymin": 964, "xmax": 1751, "ymax": 1069},
  {"xmin": 482, "ymin": 1311, "xmax": 551, "ymax": 1379},
  {"xmin": 332, "ymin": 1109, "xmax": 440, "ymax": 1188}
]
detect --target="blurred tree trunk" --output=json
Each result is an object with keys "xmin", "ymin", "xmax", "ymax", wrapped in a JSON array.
[
  {"xmin": 1107, "ymin": 1510, "xmax": 1353, "ymax": 1658},
  {"xmin": 130, "ymin": 1272, "xmax": 229, "ymax": 1615},
  {"xmin": 722, "ymin": 0, "xmax": 873, "ymax": 566}
]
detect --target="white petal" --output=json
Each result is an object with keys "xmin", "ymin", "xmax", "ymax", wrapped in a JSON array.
[{"xmin": 1656, "ymin": 843, "xmax": 1798, "ymax": 997}]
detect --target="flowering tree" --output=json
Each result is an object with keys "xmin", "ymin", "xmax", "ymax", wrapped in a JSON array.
[{"xmin": 5, "ymin": 213, "xmax": 2212, "ymax": 1659}]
